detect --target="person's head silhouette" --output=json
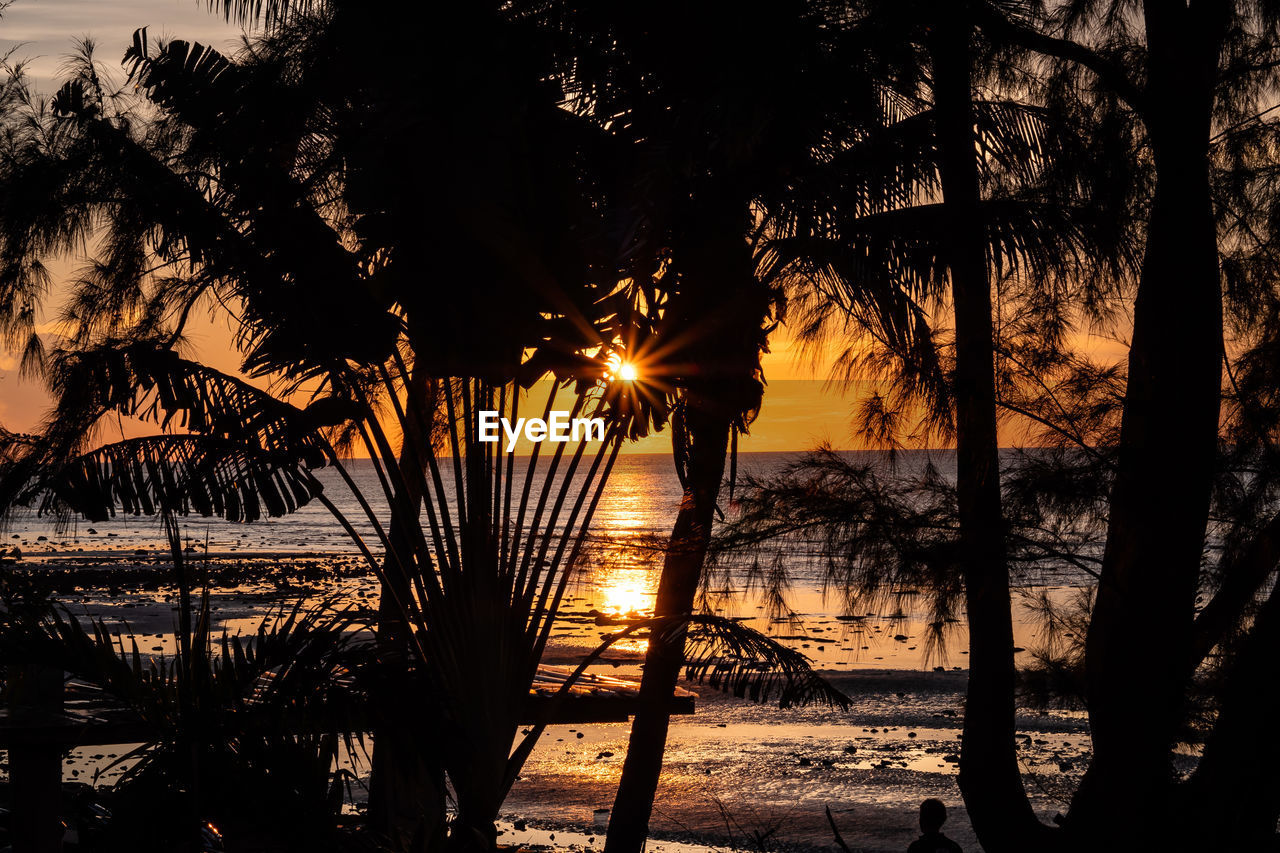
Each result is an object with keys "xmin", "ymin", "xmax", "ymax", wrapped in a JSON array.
[
  {"xmin": 910, "ymin": 799, "xmax": 962, "ymax": 852},
  {"xmin": 919, "ymin": 798, "xmax": 947, "ymax": 833}
]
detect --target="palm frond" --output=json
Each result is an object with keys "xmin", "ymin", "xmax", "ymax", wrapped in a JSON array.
[
  {"xmin": 48, "ymin": 341, "xmax": 351, "ymax": 460},
  {"xmin": 683, "ymin": 613, "xmax": 850, "ymax": 709},
  {"xmin": 0, "ymin": 581, "xmax": 368, "ymax": 847},
  {"xmin": 202, "ymin": 0, "xmax": 321, "ymax": 29},
  {"xmin": 40, "ymin": 435, "xmax": 324, "ymax": 522}
]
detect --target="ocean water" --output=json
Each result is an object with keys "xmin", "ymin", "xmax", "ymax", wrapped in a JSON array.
[
  {"xmin": 5, "ymin": 450, "xmax": 1094, "ymax": 671},
  {"xmin": 6, "ymin": 450, "xmax": 958, "ymax": 584},
  {"xmin": 8, "ymin": 450, "xmax": 957, "ymax": 554},
  {"xmin": 5, "ymin": 451, "xmax": 691, "ymax": 558}
]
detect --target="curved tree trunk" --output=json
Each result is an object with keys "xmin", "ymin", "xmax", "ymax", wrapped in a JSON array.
[
  {"xmin": 1071, "ymin": 6, "xmax": 1225, "ymax": 848},
  {"xmin": 603, "ymin": 402, "xmax": 730, "ymax": 853},
  {"xmin": 928, "ymin": 9, "xmax": 1048, "ymax": 851},
  {"xmin": 603, "ymin": 184, "xmax": 766, "ymax": 853}
]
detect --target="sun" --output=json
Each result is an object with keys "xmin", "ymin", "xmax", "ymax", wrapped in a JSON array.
[{"xmin": 606, "ymin": 352, "xmax": 640, "ymax": 382}]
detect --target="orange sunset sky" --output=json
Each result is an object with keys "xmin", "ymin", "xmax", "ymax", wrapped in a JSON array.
[{"xmin": 0, "ymin": 0, "xmax": 1131, "ymax": 455}]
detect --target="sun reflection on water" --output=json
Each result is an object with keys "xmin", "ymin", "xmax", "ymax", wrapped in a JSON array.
[
  {"xmin": 598, "ymin": 567, "xmax": 655, "ymax": 617},
  {"xmin": 582, "ymin": 565, "xmax": 657, "ymax": 653},
  {"xmin": 588, "ymin": 466, "xmax": 659, "ymax": 619}
]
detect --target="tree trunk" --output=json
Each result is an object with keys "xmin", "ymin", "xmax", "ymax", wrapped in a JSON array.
[
  {"xmin": 928, "ymin": 10, "xmax": 1048, "ymax": 851},
  {"xmin": 1075, "ymin": 148, "xmax": 1221, "ymax": 843},
  {"xmin": 1185, "ymin": 581, "xmax": 1280, "ymax": 848},
  {"xmin": 367, "ymin": 373, "xmax": 448, "ymax": 852},
  {"xmin": 368, "ymin": 717, "xmax": 447, "ymax": 853},
  {"xmin": 1071, "ymin": 7, "xmax": 1224, "ymax": 848},
  {"xmin": 603, "ymin": 402, "xmax": 730, "ymax": 853}
]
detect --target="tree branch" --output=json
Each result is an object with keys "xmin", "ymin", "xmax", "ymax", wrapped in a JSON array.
[
  {"xmin": 976, "ymin": 9, "xmax": 1146, "ymax": 114},
  {"xmin": 1191, "ymin": 511, "xmax": 1280, "ymax": 671}
]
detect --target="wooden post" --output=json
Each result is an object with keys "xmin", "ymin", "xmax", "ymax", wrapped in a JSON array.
[{"xmin": 7, "ymin": 663, "xmax": 65, "ymax": 853}]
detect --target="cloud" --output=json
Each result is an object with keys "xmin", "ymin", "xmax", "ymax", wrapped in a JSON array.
[{"xmin": 2, "ymin": 0, "xmax": 245, "ymax": 93}]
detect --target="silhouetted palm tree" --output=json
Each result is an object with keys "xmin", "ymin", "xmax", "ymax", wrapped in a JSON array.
[
  {"xmin": 0, "ymin": 7, "xmax": 848, "ymax": 849},
  {"xmin": 513, "ymin": 4, "xmax": 918, "ymax": 850},
  {"xmin": 0, "ymin": 10, "xmax": 651, "ymax": 848},
  {"xmin": 738, "ymin": 2, "xmax": 1133, "ymax": 847}
]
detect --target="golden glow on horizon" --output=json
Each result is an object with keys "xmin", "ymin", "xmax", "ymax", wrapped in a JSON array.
[{"xmin": 0, "ymin": 308, "xmax": 1130, "ymax": 454}]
